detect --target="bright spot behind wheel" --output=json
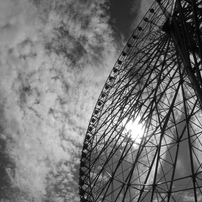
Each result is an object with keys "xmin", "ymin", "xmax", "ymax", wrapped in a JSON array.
[{"xmin": 122, "ymin": 116, "xmax": 145, "ymax": 146}]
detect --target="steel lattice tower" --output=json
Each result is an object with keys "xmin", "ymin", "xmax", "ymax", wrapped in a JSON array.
[{"xmin": 79, "ymin": 0, "xmax": 202, "ymax": 201}]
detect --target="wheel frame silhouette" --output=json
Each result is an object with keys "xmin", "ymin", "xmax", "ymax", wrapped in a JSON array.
[{"xmin": 79, "ymin": 0, "xmax": 202, "ymax": 201}]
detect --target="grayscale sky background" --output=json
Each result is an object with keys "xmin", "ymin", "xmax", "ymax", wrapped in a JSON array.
[{"xmin": 0, "ymin": 0, "xmax": 153, "ymax": 201}]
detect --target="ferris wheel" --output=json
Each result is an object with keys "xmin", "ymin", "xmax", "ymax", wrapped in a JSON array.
[{"xmin": 79, "ymin": 0, "xmax": 202, "ymax": 201}]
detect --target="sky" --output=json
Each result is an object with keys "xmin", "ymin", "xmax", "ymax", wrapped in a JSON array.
[{"xmin": 0, "ymin": 0, "xmax": 154, "ymax": 202}]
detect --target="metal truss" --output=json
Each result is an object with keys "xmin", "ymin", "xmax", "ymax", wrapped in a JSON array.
[{"xmin": 79, "ymin": 0, "xmax": 202, "ymax": 201}]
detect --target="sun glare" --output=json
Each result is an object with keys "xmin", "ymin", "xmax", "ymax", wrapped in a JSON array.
[{"xmin": 123, "ymin": 116, "xmax": 145, "ymax": 145}]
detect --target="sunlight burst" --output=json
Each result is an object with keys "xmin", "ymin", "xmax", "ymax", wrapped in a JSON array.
[{"xmin": 123, "ymin": 116, "xmax": 145, "ymax": 146}]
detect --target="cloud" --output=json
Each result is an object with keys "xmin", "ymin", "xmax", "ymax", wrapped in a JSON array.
[
  {"xmin": 0, "ymin": 0, "xmax": 118, "ymax": 201},
  {"xmin": 130, "ymin": 0, "xmax": 154, "ymax": 30},
  {"xmin": 0, "ymin": 0, "xmax": 39, "ymax": 47},
  {"xmin": 182, "ymin": 192, "xmax": 202, "ymax": 201}
]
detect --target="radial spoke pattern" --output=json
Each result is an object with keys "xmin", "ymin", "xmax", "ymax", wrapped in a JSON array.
[{"xmin": 79, "ymin": 1, "xmax": 202, "ymax": 202}]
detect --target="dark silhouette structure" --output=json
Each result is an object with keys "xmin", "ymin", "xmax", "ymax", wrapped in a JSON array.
[{"xmin": 79, "ymin": 0, "xmax": 202, "ymax": 201}]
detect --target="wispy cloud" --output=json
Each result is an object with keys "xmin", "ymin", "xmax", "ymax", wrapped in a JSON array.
[
  {"xmin": 130, "ymin": 0, "xmax": 154, "ymax": 30},
  {"xmin": 0, "ymin": 0, "xmax": 118, "ymax": 201}
]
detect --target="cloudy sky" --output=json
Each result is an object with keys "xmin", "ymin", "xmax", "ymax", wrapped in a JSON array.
[{"xmin": 0, "ymin": 0, "xmax": 153, "ymax": 201}]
